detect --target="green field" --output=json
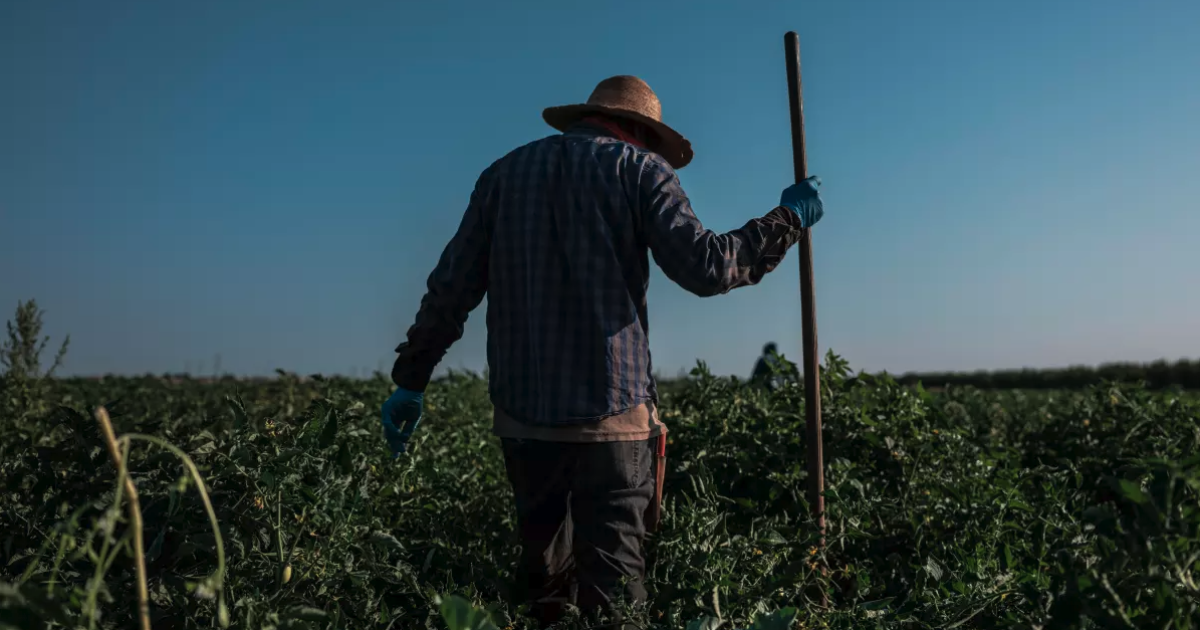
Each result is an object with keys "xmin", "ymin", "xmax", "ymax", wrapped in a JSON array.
[{"xmin": 3, "ymin": 350, "xmax": 1199, "ymax": 629}]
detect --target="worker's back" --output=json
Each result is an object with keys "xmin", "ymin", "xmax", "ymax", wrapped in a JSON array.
[
  {"xmin": 398, "ymin": 118, "xmax": 815, "ymax": 424},
  {"xmin": 482, "ymin": 124, "xmax": 659, "ymax": 425}
]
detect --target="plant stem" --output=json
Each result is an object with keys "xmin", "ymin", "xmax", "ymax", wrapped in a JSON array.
[
  {"xmin": 84, "ymin": 484, "xmax": 124, "ymax": 629},
  {"xmin": 95, "ymin": 407, "xmax": 152, "ymax": 630},
  {"xmin": 123, "ymin": 432, "xmax": 228, "ymax": 624}
]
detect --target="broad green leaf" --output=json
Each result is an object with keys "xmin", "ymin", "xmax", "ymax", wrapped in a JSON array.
[
  {"xmin": 759, "ymin": 529, "xmax": 787, "ymax": 546},
  {"xmin": 146, "ymin": 527, "xmax": 166, "ymax": 563},
  {"xmin": 318, "ymin": 407, "xmax": 338, "ymax": 449},
  {"xmin": 275, "ymin": 448, "xmax": 303, "ymax": 464},
  {"xmin": 337, "ymin": 442, "xmax": 354, "ymax": 475},
  {"xmin": 439, "ymin": 595, "xmax": 499, "ymax": 630},
  {"xmin": 747, "ymin": 607, "xmax": 798, "ymax": 630},
  {"xmin": 924, "ymin": 557, "xmax": 944, "ymax": 582},
  {"xmin": 859, "ymin": 598, "xmax": 893, "ymax": 611},
  {"xmin": 225, "ymin": 395, "xmax": 248, "ymax": 430},
  {"xmin": 1118, "ymin": 479, "xmax": 1149, "ymax": 504},
  {"xmin": 369, "ymin": 531, "xmax": 404, "ymax": 552},
  {"xmin": 284, "ymin": 606, "xmax": 329, "ymax": 621}
]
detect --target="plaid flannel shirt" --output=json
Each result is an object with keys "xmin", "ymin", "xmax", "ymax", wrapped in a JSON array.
[{"xmin": 392, "ymin": 123, "xmax": 806, "ymax": 426}]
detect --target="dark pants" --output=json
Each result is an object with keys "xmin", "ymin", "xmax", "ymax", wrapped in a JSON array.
[{"xmin": 501, "ymin": 437, "xmax": 656, "ymax": 627}]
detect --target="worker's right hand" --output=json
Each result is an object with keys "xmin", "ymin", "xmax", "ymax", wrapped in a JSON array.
[{"xmin": 779, "ymin": 176, "xmax": 824, "ymax": 228}]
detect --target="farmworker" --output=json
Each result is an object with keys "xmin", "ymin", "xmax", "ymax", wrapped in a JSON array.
[
  {"xmin": 752, "ymin": 341, "xmax": 797, "ymax": 390},
  {"xmin": 381, "ymin": 75, "xmax": 826, "ymax": 627}
]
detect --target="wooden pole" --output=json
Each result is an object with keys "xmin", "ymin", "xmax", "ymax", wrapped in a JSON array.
[{"xmin": 783, "ymin": 30, "xmax": 827, "ymax": 603}]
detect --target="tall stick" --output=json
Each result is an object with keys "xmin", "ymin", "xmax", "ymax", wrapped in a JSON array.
[
  {"xmin": 784, "ymin": 30, "xmax": 827, "ymax": 595},
  {"xmin": 96, "ymin": 406, "xmax": 152, "ymax": 630}
]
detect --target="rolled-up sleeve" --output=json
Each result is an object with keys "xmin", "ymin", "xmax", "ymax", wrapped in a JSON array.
[
  {"xmin": 637, "ymin": 156, "xmax": 804, "ymax": 297},
  {"xmin": 392, "ymin": 172, "xmax": 492, "ymax": 391}
]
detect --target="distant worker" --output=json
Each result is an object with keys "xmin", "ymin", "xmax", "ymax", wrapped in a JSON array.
[
  {"xmin": 752, "ymin": 341, "xmax": 796, "ymax": 390},
  {"xmin": 380, "ymin": 75, "xmax": 827, "ymax": 627}
]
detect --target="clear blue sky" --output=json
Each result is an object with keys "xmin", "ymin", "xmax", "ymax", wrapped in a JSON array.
[{"xmin": 3, "ymin": 1, "xmax": 1198, "ymax": 379}]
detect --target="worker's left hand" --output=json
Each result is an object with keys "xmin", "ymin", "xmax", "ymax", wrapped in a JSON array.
[
  {"xmin": 779, "ymin": 176, "xmax": 824, "ymax": 228},
  {"xmin": 381, "ymin": 387, "xmax": 424, "ymax": 457}
]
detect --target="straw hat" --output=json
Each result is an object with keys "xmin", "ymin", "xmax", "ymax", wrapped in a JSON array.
[{"xmin": 543, "ymin": 75, "xmax": 693, "ymax": 169}]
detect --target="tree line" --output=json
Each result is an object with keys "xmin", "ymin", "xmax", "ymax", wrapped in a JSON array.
[{"xmin": 894, "ymin": 358, "xmax": 1200, "ymax": 390}]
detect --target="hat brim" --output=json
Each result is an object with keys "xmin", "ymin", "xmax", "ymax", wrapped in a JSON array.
[{"xmin": 543, "ymin": 104, "xmax": 693, "ymax": 170}]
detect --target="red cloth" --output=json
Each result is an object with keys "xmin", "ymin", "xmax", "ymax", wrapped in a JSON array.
[{"xmin": 581, "ymin": 116, "xmax": 647, "ymax": 150}]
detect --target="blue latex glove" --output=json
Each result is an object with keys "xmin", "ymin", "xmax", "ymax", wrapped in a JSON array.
[
  {"xmin": 381, "ymin": 387, "xmax": 424, "ymax": 457},
  {"xmin": 779, "ymin": 176, "xmax": 825, "ymax": 228}
]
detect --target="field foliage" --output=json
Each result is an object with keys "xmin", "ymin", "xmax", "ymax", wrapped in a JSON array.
[{"xmin": 2, "ymin": 351, "xmax": 1199, "ymax": 629}]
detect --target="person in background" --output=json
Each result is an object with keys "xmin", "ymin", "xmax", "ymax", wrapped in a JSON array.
[
  {"xmin": 752, "ymin": 341, "xmax": 797, "ymax": 390},
  {"xmin": 380, "ymin": 75, "xmax": 827, "ymax": 628}
]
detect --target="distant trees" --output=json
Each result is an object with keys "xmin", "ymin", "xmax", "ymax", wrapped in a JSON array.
[{"xmin": 896, "ymin": 358, "xmax": 1200, "ymax": 390}]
